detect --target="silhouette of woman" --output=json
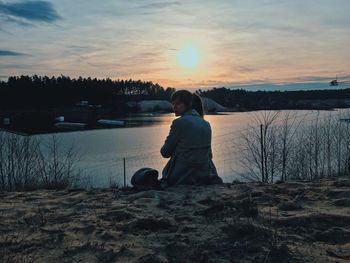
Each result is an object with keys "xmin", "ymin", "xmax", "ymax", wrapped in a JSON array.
[{"xmin": 159, "ymin": 90, "xmax": 223, "ymax": 187}]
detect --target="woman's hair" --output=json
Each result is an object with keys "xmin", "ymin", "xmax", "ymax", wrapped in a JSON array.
[{"xmin": 171, "ymin": 90, "xmax": 204, "ymax": 117}]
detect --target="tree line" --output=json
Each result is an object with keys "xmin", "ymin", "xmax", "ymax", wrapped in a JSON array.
[
  {"xmin": 198, "ymin": 87, "xmax": 350, "ymax": 110},
  {"xmin": 0, "ymin": 75, "xmax": 176, "ymax": 110},
  {"xmin": 2, "ymin": 76, "xmax": 350, "ymax": 111}
]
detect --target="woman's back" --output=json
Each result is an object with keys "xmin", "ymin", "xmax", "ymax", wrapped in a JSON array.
[
  {"xmin": 176, "ymin": 109, "xmax": 211, "ymax": 148},
  {"xmin": 160, "ymin": 108, "xmax": 222, "ymax": 186},
  {"xmin": 170, "ymin": 108, "xmax": 212, "ymax": 164}
]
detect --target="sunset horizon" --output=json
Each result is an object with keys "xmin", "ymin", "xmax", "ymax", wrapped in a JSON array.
[
  {"xmin": 1, "ymin": 2, "xmax": 350, "ymax": 261},
  {"xmin": 1, "ymin": 0, "xmax": 349, "ymax": 89}
]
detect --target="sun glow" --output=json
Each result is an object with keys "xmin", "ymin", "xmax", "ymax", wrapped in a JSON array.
[
  {"xmin": 164, "ymin": 38, "xmax": 213, "ymax": 86},
  {"xmin": 177, "ymin": 44, "xmax": 201, "ymax": 69}
]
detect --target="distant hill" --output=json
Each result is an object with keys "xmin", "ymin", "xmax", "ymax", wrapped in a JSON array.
[{"xmin": 202, "ymin": 97, "xmax": 228, "ymax": 112}]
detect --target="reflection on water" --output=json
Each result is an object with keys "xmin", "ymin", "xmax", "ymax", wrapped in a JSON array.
[
  {"xmin": 121, "ymin": 113, "xmax": 174, "ymax": 128},
  {"xmin": 33, "ymin": 111, "xmax": 252, "ymax": 187},
  {"xmin": 120, "ymin": 112, "xmax": 230, "ymax": 128}
]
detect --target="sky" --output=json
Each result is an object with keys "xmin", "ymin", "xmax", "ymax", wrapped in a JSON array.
[{"xmin": 0, "ymin": 0, "xmax": 350, "ymax": 90}]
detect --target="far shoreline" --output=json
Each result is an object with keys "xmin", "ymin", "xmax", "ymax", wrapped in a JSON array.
[{"xmin": 0, "ymin": 107, "xmax": 346, "ymax": 136}]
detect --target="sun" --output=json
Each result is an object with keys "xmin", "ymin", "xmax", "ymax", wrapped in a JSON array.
[{"xmin": 177, "ymin": 45, "xmax": 200, "ymax": 69}]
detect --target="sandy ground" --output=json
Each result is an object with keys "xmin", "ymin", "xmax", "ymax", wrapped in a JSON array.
[{"xmin": 1, "ymin": 177, "xmax": 350, "ymax": 263}]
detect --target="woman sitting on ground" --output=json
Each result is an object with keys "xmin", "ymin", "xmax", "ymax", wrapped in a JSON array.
[{"xmin": 159, "ymin": 90, "xmax": 223, "ymax": 187}]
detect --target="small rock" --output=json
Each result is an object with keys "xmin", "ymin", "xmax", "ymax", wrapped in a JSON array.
[
  {"xmin": 278, "ymin": 201, "xmax": 302, "ymax": 211},
  {"xmin": 333, "ymin": 198, "xmax": 350, "ymax": 207},
  {"xmin": 138, "ymin": 253, "xmax": 168, "ymax": 263}
]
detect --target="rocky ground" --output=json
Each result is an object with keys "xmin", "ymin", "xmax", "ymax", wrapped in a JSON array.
[{"xmin": 1, "ymin": 177, "xmax": 350, "ymax": 263}]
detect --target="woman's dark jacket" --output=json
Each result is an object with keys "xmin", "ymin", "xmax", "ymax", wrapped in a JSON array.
[{"xmin": 160, "ymin": 108, "xmax": 223, "ymax": 186}]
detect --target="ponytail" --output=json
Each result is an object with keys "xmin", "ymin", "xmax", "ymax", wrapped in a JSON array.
[{"xmin": 192, "ymin": 92, "xmax": 204, "ymax": 118}]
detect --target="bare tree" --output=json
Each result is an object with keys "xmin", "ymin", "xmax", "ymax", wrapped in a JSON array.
[
  {"xmin": 239, "ymin": 111, "xmax": 280, "ymax": 183},
  {"xmin": 0, "ymin": 132, "xmax": 80, "ymax": 191},
  {"xmin": 37, "ymin": 135, "xmax": 81, "ymax": 189},
  {"xmin": 239, "ymin": 110, "xmax": 350, "ymax": 183}
]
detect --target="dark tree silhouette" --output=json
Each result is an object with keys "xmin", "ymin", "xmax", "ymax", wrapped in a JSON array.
[
  {"xmin": 197, "ymin": 87, "xmax": 350, "ymax": 110},
  {"xmin": 0, "ymin": 75, "xmax": 176, "ymax": 110}
]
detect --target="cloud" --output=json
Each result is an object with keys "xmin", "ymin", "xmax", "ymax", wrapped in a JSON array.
[
  {"xmin": 292, "ymin": 76, "xmax": 336, "ymax": 83},
  {"xmin": 0, "ymin": 63, "xmax": 27, "ymax": 68},
  {"xmin": 0, "ymin": 13, "xmax": 35, "ymax": 26},
  {"xmin": 0, "ymin": 1, "xmax": 60, "ymax": 22},
  {"xmin": 139, "ymin": 1, "xmax": 181, "ymax": 9},
  {"xmin": 0, "ymin": 50, "xmax": 25, "ymax": 56},
  {"xmin": 134, "ymin": 1, "xmax": 181, "ymax": 14},
  {"xmin": 0, "ymin": 26, "xmax": 15, "ymax": 35}
]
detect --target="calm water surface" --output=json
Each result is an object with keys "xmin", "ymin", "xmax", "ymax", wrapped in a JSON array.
[{"xmin": 33, "ymin": 109, "xmax": 349, "ymax": 187}]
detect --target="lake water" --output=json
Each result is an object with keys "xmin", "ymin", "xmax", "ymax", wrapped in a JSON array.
[{"xmin": 28, "ymin": 109, "xmax": 348, "ymax": 187}]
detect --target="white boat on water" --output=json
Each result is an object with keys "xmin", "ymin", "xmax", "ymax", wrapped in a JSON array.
[
  {"xmin": 97, "ymin": 119, "xmax": 125, "ymax": 127},
  {"xmin": 55, "ymin": 116, "xmax": 65, "ymax": 122},
  {"xmin": 54, "ymin": 122, "xmax": 87, "ymax": 129}
]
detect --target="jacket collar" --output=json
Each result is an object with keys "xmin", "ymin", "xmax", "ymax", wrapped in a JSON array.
[{"xmin": 182, "ymin": 108, "xmax": 200, "ymax": 117}]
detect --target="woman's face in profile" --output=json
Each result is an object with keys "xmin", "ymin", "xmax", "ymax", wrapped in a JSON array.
[{"xmin": 172, "ymin": 98, "xmax": 188, "ymax": 116}]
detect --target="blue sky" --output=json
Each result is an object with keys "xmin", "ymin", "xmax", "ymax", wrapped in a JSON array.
[{"xmin": 0, "ymin": 0, "xmax": 349, "ymax": 89}]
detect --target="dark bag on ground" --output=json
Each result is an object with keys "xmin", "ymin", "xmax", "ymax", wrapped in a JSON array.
[{"xmin": 131, "ymin": 167, "xmax": 161, "ymax": 189}]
